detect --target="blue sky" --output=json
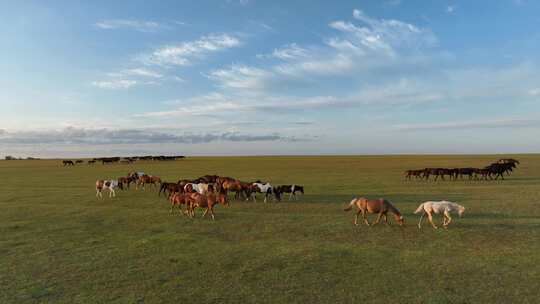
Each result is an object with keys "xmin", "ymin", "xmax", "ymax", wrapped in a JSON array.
[{"xmin": 1, "ymin": 0, "xmax": 540, "ymax": 157}]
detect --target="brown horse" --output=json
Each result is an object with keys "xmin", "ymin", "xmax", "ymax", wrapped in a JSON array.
[
  {"xmin": 344, "ymin": 197, "xmax": 404, "ymax": 226},
  {"xmin": 137, "ymin": 175, "xmax": 161, "ymax": 190},
  {"xmin": 117, "ymin": 176, "xmax": 137, "ymax": 189},
  {"xmin": 169, "ymin": 192, "xmax": 190, "ymax": 215},
  {"xmin": 160, "ymin": 182, "xmax": 182, "ymax": 196},
  {"xmin": 187, "ymin": 192, "xmax": 229, "ymax": 220},
  {"xmin": 220, "ymin": 179, "xmax": 254, "ymax": 201}
]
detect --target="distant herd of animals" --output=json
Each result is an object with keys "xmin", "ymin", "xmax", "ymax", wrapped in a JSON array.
[
  {"xmin": 404, "ymin": 158, "xmax": 520, "ymax": 181},
  {"xmin": 62, "ymin": 155, "xmax": 185, "ymax": 166}
]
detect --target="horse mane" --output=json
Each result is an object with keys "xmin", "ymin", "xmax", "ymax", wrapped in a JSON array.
[{"xmin": 384, "ymin": 199, "xmax": 401, "ymax": 216}]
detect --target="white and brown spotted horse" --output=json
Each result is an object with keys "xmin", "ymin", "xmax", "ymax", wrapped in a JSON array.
[{"xmin": 96, "ymin": 179, "xmax": 123, "ymax": 198}]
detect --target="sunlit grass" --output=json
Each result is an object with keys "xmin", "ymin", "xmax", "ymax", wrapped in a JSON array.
[{"xmin": 1, "ymin": 155, "xmax": 539, "ymax": 303}]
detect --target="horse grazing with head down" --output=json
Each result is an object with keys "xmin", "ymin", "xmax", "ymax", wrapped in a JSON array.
[
  {"xmin": 414, "ymin": 201, "xmax": 465, "ymax": 229},
  {"xmin": 344, "ymin": 197, "xmax": 404, "ymax": 226}
]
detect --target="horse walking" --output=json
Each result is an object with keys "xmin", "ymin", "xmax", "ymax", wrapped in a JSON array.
[
  {"xmin": 62, "ymin": 160, "xmax": 75, "ymax": 166},
  {"xmin": 414, "ymin": 201, "xmax": 465, "ymax": 229},
  {"xmin": 96, "ymin": 179, "xmax": 122, "ymax": 198},
  {"xmin": 137, "ymin": 175, "xmax": 161, "ymax": 190},
  {"xmin": 253, "ymin": 182, "xmax": 280, "ymax": 203},
  {"xmin": 344, "ymin": 197, "xmax": 404, "ymax": 226},
  {"xmin": 276, "ymin": 185, "xmax": 304, "ymax": 200},
  {"xmin": 187, "ymin": 192, "xmax": 229, "ymax": 220},
  {"xmin": 169, "ymin": 192, "xmax": 190, "ymax": 215}
]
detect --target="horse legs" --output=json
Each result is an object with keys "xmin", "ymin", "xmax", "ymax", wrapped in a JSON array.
[
  {"xmin": 362, "ymin": 211, "xmax": 370, "ymax": 226},
  {"xmin": 418, "ymin": 212, "xmax": 425, "ymax": 229},
  {"xmin": 202, "ymin": 208, "xmax": 209, "ymax": 218},
  {"xmin": 209, "ymin": 206, "xmax": 215, "ymax": 220},
  {"xmin": 383, "ymin": 213, "xmax": 389, "ymax": 226},
  {"xmin": 354, "ymin": 210, "xmax": 361, "ymax": 226},
  {"xmin": 427, "ymin": 212, "xmax": 438, "ymax": 229},
  {"xmin": 373, "ymin": 212, "xmax": 383, "ymax": 226},
  {"xmin": 443, "ymin": 211, "xmax": 452, "ymax": 228}
]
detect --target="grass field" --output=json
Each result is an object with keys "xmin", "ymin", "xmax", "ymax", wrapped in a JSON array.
[{"xmin": 1, "ymin": 155, "xmax": 540, "ymax": 303}]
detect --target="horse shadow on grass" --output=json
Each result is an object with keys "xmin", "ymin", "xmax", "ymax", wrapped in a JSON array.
[{"xmin": 298, "ymin": 193, "xmax": 471, "ymax": 205}]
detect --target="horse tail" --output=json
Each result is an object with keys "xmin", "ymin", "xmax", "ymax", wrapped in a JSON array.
[
  {"xmin": 414, "ymin": 203, "xmax": 425, "ymax": 214},
  {"xmin": 344, "ymin": 198, "xmax": 357, "ymax": 211}
]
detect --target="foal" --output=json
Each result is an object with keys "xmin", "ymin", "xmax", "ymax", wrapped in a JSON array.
[{"xmin": 344, "ymin": 197, "xmax": 404, "ymax": 226}]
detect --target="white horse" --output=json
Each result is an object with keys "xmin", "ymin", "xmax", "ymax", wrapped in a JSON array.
[
  {"xmin": 252, "ymin": 182, "xmax": 278, "ymax": 203},
  {"xmin": 184, "ymin": 183, "xmax": 212, "ymax": 195},
  {"xmin": 414, "ymin": 201, "xmax": 465, "ymax": 229},
  {"xmin": 96, "ymin": 180, "xmax": 121, "ymax": 198}
]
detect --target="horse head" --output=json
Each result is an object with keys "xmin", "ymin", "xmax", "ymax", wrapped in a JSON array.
[
  {"xmin": 395, "ymin": 214, "xmax": 405, "ymax": 226},
  {"xmin": 458, "ymin": 205, "xmax": 465, "ymax": 217}
]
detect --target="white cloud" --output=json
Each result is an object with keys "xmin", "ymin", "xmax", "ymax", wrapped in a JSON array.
[
  {"xmin": 275, "ymin": 54, "xmax": 355, "ymax": 77},
  {"xmin": 135, "ymin": 78, "xmax": 445, "ymax": 119},
  {"xmin": 91, "ymin": 79, "xmax": 137, "ymax": 89},
  {"xmin": 94, "ymin": 19, "xmax": 161, "ymax": 32},
  {"xmin": 93, "ymin": 68, "xmax": 164, "ymax": 89},
  {"xmin": 258, "ymin": 43, "xmax": 310, "ymax": 60},
  {"xmin": 446, "ymin": 5, "xmax": 455, "ymax": 13},
  {"xmin": 529, "ymin": 88, "xmax": 540, "ymax": 96},
  {"xmin": 208, "ymin": 65, "xmax": 271, "ymax": 90},
  {"xmin": 139, "ymin": 34, "xmax": 241, "ymax": 67},
  {"xmin": 395, "ymin": 118, "xmax": 540, "ymax": 131},
  {"xmin": 235, "ymin": 8, "xmax": 439, "ymax": 89},
  {"xmin": 123, "ymin": 68, "xmax": 163, "ymax": 78},
  {"xmin": 0, "ymin": 127, "xmax": 303, "ymax": 144}
]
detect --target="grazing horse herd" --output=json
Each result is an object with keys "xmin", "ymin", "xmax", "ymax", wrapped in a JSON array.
[
  {"xmin": 96, "ymin": 172, "xmax": 305, "ymax": 221},
  {"xmin": 63, "ymin": 155, "xmax": 185, "ymax": 166},
  {"xmin": 91, "ymin": 158, "xmax": 523, "ymax": 229},
  {"xmin": 405, "ymin": 158, "xmax": 520, "ymax": 181}
]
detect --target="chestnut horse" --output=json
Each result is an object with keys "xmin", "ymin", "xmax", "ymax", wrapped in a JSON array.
[
  {"xmin": 344, "ymin": 197, "xmax": 404, "ymax": 226},
  {"xmin": 136, "ymin": 175, "xmax": 161, "ymax": 190},
  {"xmin": 187, "ymin": 192, "xmax": 229, "ymax": 220},
  {"xmin": 160, "ymin": 182, "xmax": 182, "ymax": 196},
  {"xmin": 220, "ymin": 179, "xmax": 255, "ymax": 201},
  {"xmin": 169, "ymin": 192, "xmax": 190, "ymax": 215}
]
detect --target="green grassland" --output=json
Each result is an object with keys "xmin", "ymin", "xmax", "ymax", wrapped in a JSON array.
[{"xmin": 1, "ymin": 155, "xmax": 539, "ymax": 303}]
